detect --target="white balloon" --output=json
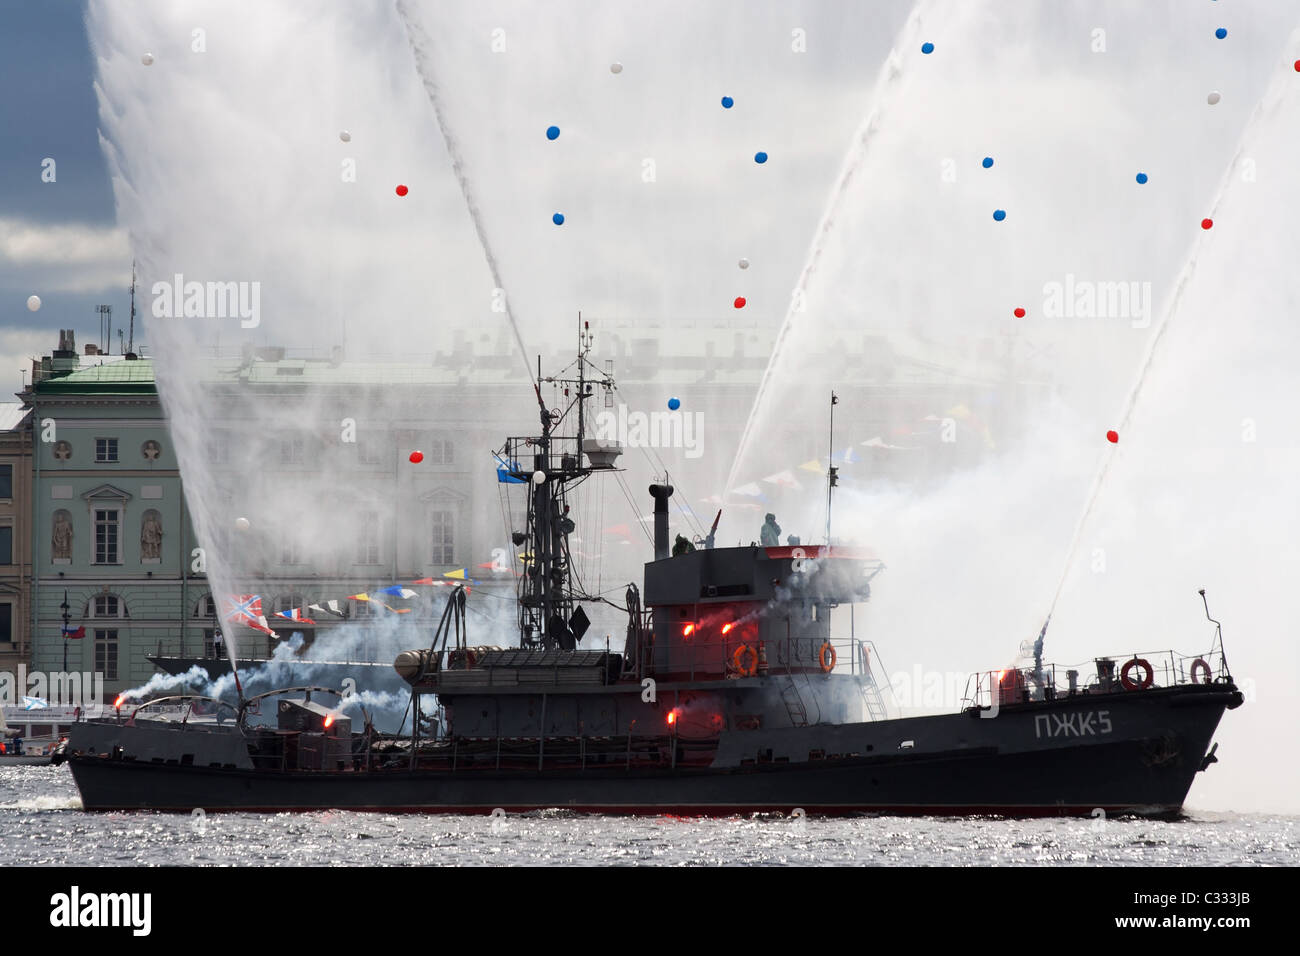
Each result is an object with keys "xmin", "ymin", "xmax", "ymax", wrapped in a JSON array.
[
  {"xmin": 738, "ymin": 258, "xmax": 750, "ymax": 270},
  {"xmin": 339, "ymin": 130, "xmax": 351, "ymax": 142},
  {"xmin": 26, "ymin": 295, "xmax": 41, "ymax": 312},
  {"xmin": 234, "ymin": 517, "xmax": 251, "ymax": 532},
  {"xmin": 610, "ymin": 62, "xmax": 623, "ymax": 74},
  {"xmin": 141, "ymin": 53, "xmax": 154, "ymax": 66},
  {"xmin": 532, "ymin": 470, "xmax": 546, "ymax": 484},
  {"xmin": 1207, "ymin": 91, "xmax": 1221, "ymax": 105}
]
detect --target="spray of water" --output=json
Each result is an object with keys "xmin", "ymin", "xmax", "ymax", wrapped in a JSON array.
[
  {"xmin": 394, "ymin": 0, "xmax": 534, "ymax": 383},
  {"xmin": 1040, "ymin": 59, "xmax": 1298, "ymax": 635},
  {"xmin": 725, "ymin": 0, "xmax": 937, "ymax": 497}
]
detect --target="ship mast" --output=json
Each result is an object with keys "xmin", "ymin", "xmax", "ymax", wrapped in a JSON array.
[
  {"xmin": 505, "ymin": 318, "xmax": 616, "ymax": 650},
  {"xmin": 825, "ymin": 391, "xmax": 839, "ymax": 544}
]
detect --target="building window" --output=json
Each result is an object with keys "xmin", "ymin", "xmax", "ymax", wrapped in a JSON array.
[
  {"xmin": 209, "ymin": 433, "xmax": 229, "ymax": 465},
  {"xmin": 356, "ymin": 511, "xmax": 380, "ymax": 564},
  {"xmin": 95, "ymin": 438, "xmax": 119, "ymax": 463},
  {"xmin": 431, "ymin": 511, "xmax": 454, "ymax": 564},
  {"xmin": 94, "ymin": 595, "xmax": 125, "ymax": 618},
  {"xmin": 0, "ymin": 603, "xmax": 11, "ymax": 643},
  {"xmin": 428, "ymin": 439, "xmax": 455, "ymax": 465},
  {"xmin": 194, "ymin": 594, "xmax": 217, "ymax": 618},
  {"xmin": 352, "ymin": 598, "xmax": 374, "ymax": 619},
  {"xmin": 94, "ymin": 630, "xmax": 118, "ymax": 681},
  {"xmin": 279, "ymin": 436, "xmax": 304, "ymax": 464},
  {"xmin": 94, "ymin": 509, "xmax": 120, "ymax": 564},
  {"xmin": 281, "ymin": 539, "xmax": 301, "ymax": 565},
  {"xmin": 0, "ymin": 464, "xmax": 11, "ymax": 498},
  {"xmin": 358, "ymin": 438, "xmax": 382, "ymax": 465},
  {"xmin": 0, "ymin": 526, "xmax": 10, "ymax": 565}
]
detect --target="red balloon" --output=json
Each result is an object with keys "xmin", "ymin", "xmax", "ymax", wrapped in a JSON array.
[
  {"xmin": 1201, "ymin": 218, "xmax": 1213, "ymax": 230},
  {"xmin": 396, "ymin": 184, "xmax": 409, "ymax": 197},
  {"xmin": 1294, "ymin": 59, "xmax": 1300, "ymax": 72},
  {"xmin": 734, "ymin": 297, "xmax": 746, "ymax": 309},
  {"xmin": 1013, "ymin": 307, "xmax": 1025, "ymax": 318},
  {"xmin": 409, "ymin": 450, "xmax": 424, "ymax": 463},
  {"xmin": 1106, "ymin": 430, "xmax": 1118, "ymax": 444}
]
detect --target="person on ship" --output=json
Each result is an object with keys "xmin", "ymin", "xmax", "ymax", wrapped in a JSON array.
[{"xmin": 760, "ymin": 514, "xmax": 781, "ymax": 547}]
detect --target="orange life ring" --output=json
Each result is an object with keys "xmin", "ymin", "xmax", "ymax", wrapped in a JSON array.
[
  {"xmin": 819, "ymin": 641, "xmax": 837, "ymax": 673},
  {"xmin": 1120, "ymin": 657, "xmax": 1154, "ymax": 691},
  {"xmin": 733, "ymin": 644, "xmax": 758, "ymax": 677},
  {"xmin": 1189, "ymin": 657, "xmax": 1212, "ymax": 685}
]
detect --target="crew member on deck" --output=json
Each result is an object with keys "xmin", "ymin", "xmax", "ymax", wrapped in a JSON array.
[
  {"xmin": 672, "ymin": 534, "xmax": 695, "ymax": 556},
  {"xmin": 760, "ymin": 513, "xmax": 781, "ymax": 546}
]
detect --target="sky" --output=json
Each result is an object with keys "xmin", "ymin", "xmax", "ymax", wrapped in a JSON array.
[{"xmin": 3, "ymin": 0, "xmax": 1298, "ymax": 813}]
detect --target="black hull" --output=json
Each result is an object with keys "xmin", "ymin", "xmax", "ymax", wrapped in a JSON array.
[{"xmin": 66, "ymin": 685, "xmax": 1239, "ymax": 818}]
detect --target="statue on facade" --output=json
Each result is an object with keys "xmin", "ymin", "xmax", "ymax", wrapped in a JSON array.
[
  {"xmin": 52, "ymin": 511, "xmax": 73, "ymax": 560},
  {"xmin": 141, "ymin": 511, "xmax": 163, "ymax": 560}
]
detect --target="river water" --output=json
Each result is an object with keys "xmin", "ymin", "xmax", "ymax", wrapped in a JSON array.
[{"xmin": 2, "ymin": 764, "xmax": 1295, "ymax": 866}]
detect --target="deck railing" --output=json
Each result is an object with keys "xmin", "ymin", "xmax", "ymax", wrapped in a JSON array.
[{"xmin": 960, "ymin": 648, "xmax": 1231, "ymax": 709}]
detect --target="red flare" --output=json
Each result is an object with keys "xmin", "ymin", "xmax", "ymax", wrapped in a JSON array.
[{"xmin": 721, "ymin": 622, "xmax": 735, "ymax": 635}]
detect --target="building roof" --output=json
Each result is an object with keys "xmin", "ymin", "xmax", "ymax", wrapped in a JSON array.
[
  {"xmin": 0, "ymin": 402, "xmax": 29, "ymax": 431},
  {"xmin": 32, "ymin": 359, "xmax": 157, "ymax": 394}
]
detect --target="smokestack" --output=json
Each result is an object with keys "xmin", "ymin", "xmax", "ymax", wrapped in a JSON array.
[{"xmin": 649, "ymin": 483, "xmax": 674, "ymax": 560}]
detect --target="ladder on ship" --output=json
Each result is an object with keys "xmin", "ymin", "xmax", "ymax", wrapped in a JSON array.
[
  {"xmin": 859, "ymin": 677, "xmax": 888, "ymax": 722},
  {"xmin": 780, "ymin": 676, "xmax": 809, "ymax": 727}
]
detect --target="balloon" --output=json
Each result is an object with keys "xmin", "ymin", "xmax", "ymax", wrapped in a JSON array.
[
  {"xmin": 235, "ymin": 517, "xmax": 251, "ymax": 532},
  {"xmin": 754, "ymin": 151, "xmax": 768, "ymax": 164},
  {"xmin": 409, "ymin": 451, "xmax": 424, "ymax": 464},
  {"xmin": 1206, "ymin": 91, "xmax": 1221, "ymax": 105},
  {"xmin": 610, "ymin": 62, "xmax": 623, "ymax": 74},
  {"xmin": 668, "ymin": 397, "xmax": 681, "ymax": 411},
  {"xmin": 395, "ymin": 184, "xmax": 408, "ymax": 196},
  {"xmin": 921, "ymin": 42, "xmax": 935, "ymax": 54},
  {"xmin": 993, "ymin": 209, "xmax": 1006, "ymax": 221},
  {"xmin": 1215, "ymin": 28, "xmax": 1227, "ymax": 39},
  {"xmin": 532, "ymin": 470, "xmax": 546, "ymax": 484},
  {"xmin": 734, "ymin": 297, "xmax": 746, "ymax": 309},
  {"xmin": 1106, "ymin": 431, "xmax": 1118, "ymax": 444},
  {"xmin": 553, "ymin": 213, "xmax": 565, "ymax": 225},
  {"xmin": 1013, "ymin": 307, "xmax": 1025, "ymax": 318},
  {"xmin": 546, "ymin": 125, "xmax": 560, "ymax": 140},
  {"xmin": 1201, "ymin": 218, "xmax": 1213, "ymax": 230},
  {"xmin": 738, "ymin": 258, "xmax": 749, "ymax": 269},
  {"xmin": 141, "ymin": 53, "xmax": 154, "ymax": 66},
  {"xmin": 1136, "ymin": 172, "xmax": 1148, "ymax": 184},
  {"xmin": 721, "ymin": 96, "xmax": 734, "ymax": 109},
  {"xmin": 26, "ymin": 295, "xmax": 41, "ymax": 312},
  {"xmin": 339, "ymin": 130, "xmax": 352, "ymax": 142},
  {"xmin": 982, "ymin": 157, "xmax": 993, "ymax": 168}
]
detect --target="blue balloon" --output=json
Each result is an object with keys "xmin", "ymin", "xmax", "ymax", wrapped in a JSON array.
[
  {"xmin": 993, "ymin": 209, "xmax": 1006, "ymax": 221},
  {"xmin": 754, "ymin": 151, "xmax": 768, "ymax": 164},
  {"xmin": 982, "ymin": 156, "xmax": 994, "ymax": 168},
  {"xmin": 1136, "ymin": 172, "xmax": 1148, "ymax": 184},
  {"xmin": 921, "ymin": 42, "xmax": 935, "ymax": 54},
  {"xmin": 667, "ymin": 397, "xmax": 681, "ymax": 411},
  {"xmin": 546, "ymin": 125, "xmax": 560, "ymax": 140},
  {"xmin": 721, "ymin": 96, "xmax": 734, "ymax": 109},
  {"xmin": 1215, "ymin": 27, "xmax": 1227, "ymax": 39},
  {"xmin": 552, "ymin": 213, "xmax": 565, "ymax": 225}
]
